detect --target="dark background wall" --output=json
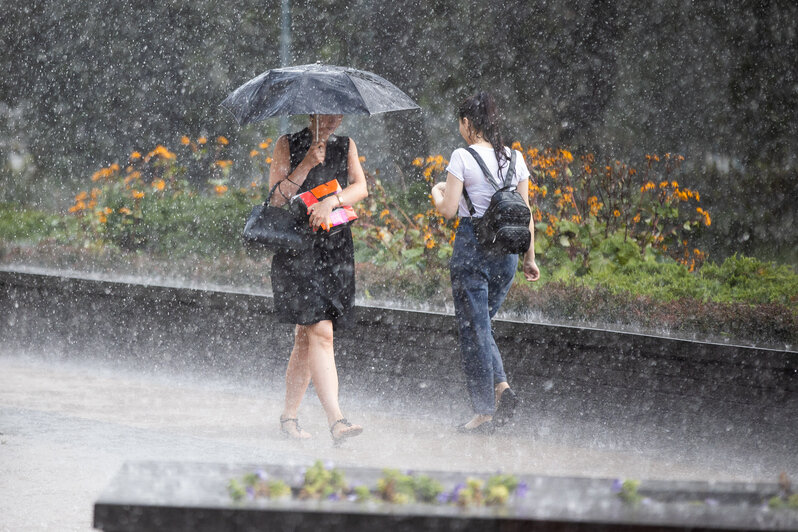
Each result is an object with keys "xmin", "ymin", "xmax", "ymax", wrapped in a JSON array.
[
  {"xmin": 4, "ymin": 0, "xmax": 797, "ymax": 165},
  {"xmin": 2, "ymin": 0, "xmax": 796, "ymax": 262}
]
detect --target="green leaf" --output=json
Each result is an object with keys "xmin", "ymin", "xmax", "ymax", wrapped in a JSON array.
[{"xmin": 402, "ymin": 248, "xmax": 424, "ymax": 260}]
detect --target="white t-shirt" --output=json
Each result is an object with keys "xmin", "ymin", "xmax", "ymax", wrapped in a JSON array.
[{"xmin": 446, "ymin": 145, "xmax": 530, "ymax": 218}]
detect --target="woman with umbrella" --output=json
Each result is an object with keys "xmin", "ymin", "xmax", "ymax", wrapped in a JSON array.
[
  {"xmin": 222, "ymin": 63, "xmax": 419, "ymax": 443},
  {"xmin": 268, "ymin": 114, "xmax": 367, "ymax": 443}
]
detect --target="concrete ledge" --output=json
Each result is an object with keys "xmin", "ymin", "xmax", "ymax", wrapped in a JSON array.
[
  {"xmin": 1, "ymin": 268, "xmax": 796, "ymax": 457},
  {"xmin": 92, "ymin": 461, "xmax": 798, "ymax": 531}
]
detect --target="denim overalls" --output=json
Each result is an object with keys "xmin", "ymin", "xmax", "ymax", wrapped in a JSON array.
[{"xmin": 450, "ymin": 218, "xmax": 518, "ymax": 414}]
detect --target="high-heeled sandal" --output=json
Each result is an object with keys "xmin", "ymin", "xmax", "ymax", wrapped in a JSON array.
[
  {"xmin": 329, "ymin": 418, "xmax": 363, "ymax": 445},
  {"xmin": 280, "ymin": 417, "xmax": 311, "ymax": 440}
]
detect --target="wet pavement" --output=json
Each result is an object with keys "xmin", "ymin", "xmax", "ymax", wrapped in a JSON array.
[{"xmin": 0, "ymin": 353, "xmax": 789, "ymax": 531}]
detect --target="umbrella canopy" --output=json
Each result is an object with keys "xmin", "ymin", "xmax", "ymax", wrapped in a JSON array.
[{"xmin": 220, "ymin": 63, "xmax": 420, "ymax": 126}]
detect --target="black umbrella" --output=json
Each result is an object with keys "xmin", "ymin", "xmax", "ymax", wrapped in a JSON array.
[{"xmin": 220, "ymin": 63, "xmax": 420, "ymax": 128}]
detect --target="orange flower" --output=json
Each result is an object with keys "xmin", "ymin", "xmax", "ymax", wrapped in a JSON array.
[
  {"xmin": 145, "ymin": 145, "xmax": 176, "ymax": 161},
  {"xmin": 180, "ymin": 136, "xmax": 191, "ymax": 145},
  {"xmin": 119, "ymin": 207, "xmax": 132, "ymax": 215},
  {"xmin": 198, "ymin": 137, "xmax": 207, "ymax": 144},
  {"xmin": 215, "ymin": 184, "xmax": 228, "ymax": 195},
  {"xmin": 130, "ymin": 151, "xmax": 142, "ymax": 160},
  {"xmin": 214, "ymin": 160, "xmax": 233, "ymax": 168},
  {"xmin": 132, "ymin": 190, "xmax": 145, "ymax": 199},
  {"xmin": 697, "ymin": 207, "xmax": 711, "ymax": 226},
  {"xmin": 217, "ymin": 136, "xmax": 229, "ymax": 145},
  {"xmin": 265, "ymin": 157, "xmax": 273, "ymax": 164},
  {"xmin": 249, "ymin": 150, "xmax": 259, "ymax": 158},
  {"xmin": 259, "ymin": 139, "xmax": 273, "ymax": 149},
  {"xmin": 152, "ymin": 179, "xmax": 166, "ymax": 191}
]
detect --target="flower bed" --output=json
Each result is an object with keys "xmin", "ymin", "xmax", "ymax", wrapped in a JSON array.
[{"xmin": 2, "ymin": 136, "xmax": 797, "ymax": 347}]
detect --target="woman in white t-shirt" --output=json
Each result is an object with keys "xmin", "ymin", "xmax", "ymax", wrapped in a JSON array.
[{"xmin": 431, "ymin": 92, "xmax": 540, "ymax": 433}]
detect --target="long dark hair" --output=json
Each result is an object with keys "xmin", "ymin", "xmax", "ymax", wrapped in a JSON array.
[{"xmin": 458, "ymin": 92, "xmax": 507, "ymax": 169}]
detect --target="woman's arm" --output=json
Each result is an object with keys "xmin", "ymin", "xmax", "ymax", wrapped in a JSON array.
[
  {"xmin": 307, "ymin": 138, "xmax": 368, "ymax": 230},
  {"xmin": 268, "ymin": 135, "xmax": 326, "ymax": 207},
  {"xmin": 430, "ymin": 172, "xmax": 464, "ymax": 220},
  {"xmin": 517, "ymin": 178, "xmax": 540, "ymax": 282}
]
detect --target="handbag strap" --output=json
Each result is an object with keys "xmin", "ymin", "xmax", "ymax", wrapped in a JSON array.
[
  {"xmin": 461, "ymin": 148, "xmax": 517, "ymax": 217},
  {"xmin": 265, "ymin": 181, "xmax": 283, "ymax": 205}
]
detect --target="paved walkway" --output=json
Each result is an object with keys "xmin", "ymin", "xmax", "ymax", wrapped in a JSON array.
[{"xmin": 0, "ymin": 353, "xmax": 786, "ymax": 531}]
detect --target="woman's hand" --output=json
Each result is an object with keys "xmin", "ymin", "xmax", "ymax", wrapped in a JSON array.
[
  {"xmin": 523, "ymin": 254, "xmax": 540, "ymax": 282},
  {"xmin": 431, "ymin": 182, "xmax": 446, "ymax": 207},
  {"xmin": 301, "ymin": 141, "xmax": 327, "ymax": 170},
  {"xmin": 431, "ymin": 174, "xmax": 462, "ymax": 220},
  {"xmin": 307, "ymin": 196, "xmax": 336, "ymax": 231}
]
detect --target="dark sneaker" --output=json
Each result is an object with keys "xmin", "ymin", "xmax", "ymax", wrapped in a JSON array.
[{"xmin": 493, "ymin": 388, "xmax": 518, "ymax": 427}]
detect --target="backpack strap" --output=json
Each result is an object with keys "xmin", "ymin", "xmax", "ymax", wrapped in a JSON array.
[
  {"xmin": 465, "ymin": 147, "xmax": 501, "ymax": 191},
  {"xmin": 503, "ymin": 150, "xmax": 517, "ymax": 188}
]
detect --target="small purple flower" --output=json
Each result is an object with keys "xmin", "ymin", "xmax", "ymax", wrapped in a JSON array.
[
  {"xmin": 437, "ymin": 483, "xmax": 465, "ymax": 504},
  {"xmin": 327, "ymin": 493, "xmax": 340, "ymax": 501},
  {"xmin": 347, "ymin": 494, "xmax": 358, "ymax": 502},
  {"xmin": 641, "ymin": 497, "xmax": 652, "ymax": 506},
  {"xmin": 611, "ymin": 479, "xmax": 623, "ymax": 493},
  {"xmin": 255, "ymin": 469, "xmax": 268, "ymax": 481},
  {"xmin": 245, "ymin": 486, "xmax": 255, "ymax": 500},
  {"xmin": 324, "ymin": 460, "xmax": 335, "ymax": 470},
  {"xmin": 704, "ymin": 498, "xmax": 719, "ymax": 506},
  {"xmin": 515, "ymin": 481, "xmax": 529, "ymax": 498}
]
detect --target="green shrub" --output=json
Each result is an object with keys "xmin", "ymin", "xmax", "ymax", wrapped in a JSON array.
[{"xmin": 0, "ymin": 202, "xmax": 75, "ymax": 244}]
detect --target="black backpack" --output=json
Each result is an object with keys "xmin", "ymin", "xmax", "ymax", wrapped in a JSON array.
[{"xmin": 463, "ymin": 147, "xmax": 531, "ymax": 254}]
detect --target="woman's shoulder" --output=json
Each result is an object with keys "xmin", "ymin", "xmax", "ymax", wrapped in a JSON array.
[{"xmin": 449, "ymin": 146, "xmax": 469, "ymax": 159}]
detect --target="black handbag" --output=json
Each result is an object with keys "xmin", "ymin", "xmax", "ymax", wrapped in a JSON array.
[{"xmin": 242, "ymin": 182, "xmax": 312, "ymax": 253}]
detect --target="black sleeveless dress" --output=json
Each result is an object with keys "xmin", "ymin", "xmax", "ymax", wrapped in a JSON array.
[{"xmin": 270, "ymin": 128, "xmax": 355, "ymax": 329}]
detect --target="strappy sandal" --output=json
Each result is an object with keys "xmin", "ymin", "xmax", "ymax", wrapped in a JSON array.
[
  {"xmin": 280, "ymin": 417, "xmax": 311, "ymax": 440},
  {"xmin": 329, "ymin": 418, "xmax": 363, "ymax": 445}
]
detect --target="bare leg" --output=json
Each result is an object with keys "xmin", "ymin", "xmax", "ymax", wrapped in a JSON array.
[
  {"xmin": 305, "ymin": 321, "xmax": 343, "ymax": 424},
  {"xmin": 281, "ymin": 325, "xmax": 312, "ymax": 438},
  {"xmin": 305, "ymin": 320, "xmax": 362, "ymax": 439}
]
